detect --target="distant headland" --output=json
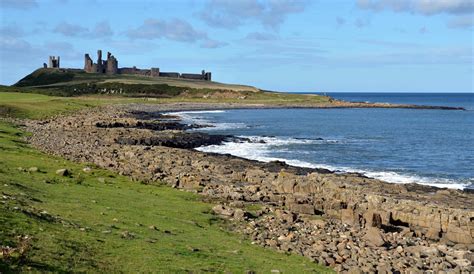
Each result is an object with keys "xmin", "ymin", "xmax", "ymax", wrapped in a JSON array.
[{"xmin": 45, "ymin": 49, "xmax": 212, "ymax": 81}]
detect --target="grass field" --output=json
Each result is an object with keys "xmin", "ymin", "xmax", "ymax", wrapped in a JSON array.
[
  {"xmin": 0, "ymin": 90, "xmax": 331, "ymax": 272},
  {"xmin": 0, "ymin": 87, "xmax": 331, "ymax": 120}
]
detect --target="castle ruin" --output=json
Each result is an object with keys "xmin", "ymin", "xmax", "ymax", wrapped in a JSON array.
[
  {"xmin": 82, "ymin": 50, "xmax": 211, "ymax": 81},
  {"xmin": 84, "ymin": 50, "xmax": 118, "ymax": 74},
  {"xmin": 45, "ymin": 56, "xmax": 60, "ymax": 68}
]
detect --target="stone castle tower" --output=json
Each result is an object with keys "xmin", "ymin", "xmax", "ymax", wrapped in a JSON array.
[
  {"xmin": 84, "ymin": 50, "xmax": 118, "ymax": 74},
  {"xmin": 48, "ymin": 56, "xmax": 60, "ymax": 68}
]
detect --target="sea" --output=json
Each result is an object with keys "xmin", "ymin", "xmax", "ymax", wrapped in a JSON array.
[{"xmin": 170, "ymin": 93, "xmax": 474, "ymax": 190}]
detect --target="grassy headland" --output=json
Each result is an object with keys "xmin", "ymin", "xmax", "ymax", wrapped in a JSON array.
[{"xmin": 14, "ymin": 68, "xmax": 259, "ymax": 95}]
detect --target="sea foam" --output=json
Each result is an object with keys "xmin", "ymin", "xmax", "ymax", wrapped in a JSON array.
[
  {"xmin": 172, "ymin": 110, "xmax": 471, "ymax": 190},
  {"xmin": 196, "ymin": 137, "xmax": 470, "ymax": 190},
  {"xmin": 168, "ymin": 110, "xmax": 247, "ymax": 130}
]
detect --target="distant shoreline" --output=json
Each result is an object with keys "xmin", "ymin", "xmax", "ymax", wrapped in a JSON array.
[{"xmin": 131, "ymin": 100, "xmax": 466, "ymax": 111}]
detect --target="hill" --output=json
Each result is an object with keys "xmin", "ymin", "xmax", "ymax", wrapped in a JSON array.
[{"xmin": 13, "ymin": 68, "xmax": 259, "ymax": 97}]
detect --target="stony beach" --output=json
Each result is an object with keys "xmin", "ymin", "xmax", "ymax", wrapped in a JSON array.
[{"xmin": 22, "ymin": 103, "xmax": 473, "ymax": 273}]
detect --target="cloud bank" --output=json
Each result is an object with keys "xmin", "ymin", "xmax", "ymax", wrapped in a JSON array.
[
  {"xmin": 1, "ymin": 0, "xmax": 38, "ymax": 10},
  {"xmin": 53, "ymin": 21, "xmax": 114, "ymax": 38},
  {"xmin": 356, "ymin": 0, "xmax": 474, "ymax": 15},
  {"xmin": 198, "ymin": 0, "xmax": 309, "ymax": 30}
]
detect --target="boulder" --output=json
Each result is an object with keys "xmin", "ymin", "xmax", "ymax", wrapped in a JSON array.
[
  {"xmin": 56, "ymin": 169, "xmax": 70, "ymax": 176},
  {"xmin": 212, "ymin": 205, "xmax": 234, "ymax": 218},
  {"xmin": 363, "ymin": 227, "xmax": 386, "ymax": 247},
  {"xmin": 28, "ymin": 167, "xmax": 39, "ymax": 172},
  {"xmin": 341, "ymin": 208, "xmax": 360, "ymax": 226},
  {"xmin": 233, "ymin": 208, "xmax": 246, "ymax": 220},
  {"xmin": 288, "ymin": 203, "xmax": 315, "ymax": 215},
  {"xmin": 274, "ymin": 209, "xmax": 296, "ymax": 223}
]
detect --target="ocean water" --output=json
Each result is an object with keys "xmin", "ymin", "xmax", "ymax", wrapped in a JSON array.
[{"xmin": 171, "ymin": 93, "xmax": 474, "ymax": 190}]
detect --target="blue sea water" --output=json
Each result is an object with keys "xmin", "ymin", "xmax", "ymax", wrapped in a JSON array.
[{"xmin": 172, "ymin": 93, "xmax": 474, "ymax": 190}]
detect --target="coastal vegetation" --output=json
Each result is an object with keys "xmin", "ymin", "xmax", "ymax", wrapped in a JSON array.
[
  {"xmin": 0, "ymin": 84, "xmax": 333, "ymax": 120},
  {"xmin": 14, "ymin": 68, "xmax": 259, "ymax": 93},
  {"xmin": 9, "ymin": 68, "xmax": 333, "ymax": 104}
]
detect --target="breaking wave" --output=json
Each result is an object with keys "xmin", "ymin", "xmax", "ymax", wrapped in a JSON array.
[
  {"xmin": 168, "ymin": 110, "xmax": 247, "ymax": 130},
  {"xmin": 196, "ymin": 136, "xmax": 471, "ymax": 190}
]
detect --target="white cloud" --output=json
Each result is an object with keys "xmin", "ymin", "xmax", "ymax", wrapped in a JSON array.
[
  {"xmin": 447, "ymin": 15, "xmax": 473, "ymax": 29},
  {"xmin": 198, "ymin": 0, "xmax": 309, "ymax": 30},
  {"xmin": 127, "ymin": 18, "xmax": 207, "ymax": 42},
  {"xmin": 356, "ymin": 0, "xmax": 474, "ymax": 15},
  {"xmin": 92, "ymin": 21, "xmax": 113, "ymax": 37},
  {"xmin": 52, "ymin": 21, "xmax": 115, "ymax": 38},
  {"xmin": 53, "ymin": 22, "xmax": 88, "ymax": 37},
  {"xmin": 200, "ymin": 39, "xmax": 228, "ymax": 48},
  {"xmin": 244, "ymin": 32, "xmax": 278, "ymax": 41},
  {"xmin": 0, "ymin": 0, "xmax": 38, "ymax": 10},
  {"xmin": 0, "ymin": 24, "xmax": 25, "ymax": 37},
  {"xmin": 355, "ymin": 18, "xmax": 370, "ymax": 28},
  {"xmin": 336, "ymin": 16, "xmax": 346, "ymax": 26}
]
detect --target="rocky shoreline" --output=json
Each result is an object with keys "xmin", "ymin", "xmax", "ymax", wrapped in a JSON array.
[
  {"xmin": 129, "ymin": 100, "xmax": 466, "ymax": 111},
  {"xmin": 20, "ymin": 103, "xmax": 473, "ymax": 273}
]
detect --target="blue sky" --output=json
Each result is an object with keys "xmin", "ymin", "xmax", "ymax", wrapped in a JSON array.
[{"xmin": 0, "ymin": 0, "xmax": 473, "ymax": 92}]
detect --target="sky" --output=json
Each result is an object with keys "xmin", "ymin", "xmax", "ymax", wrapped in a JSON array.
[{"xmin": 0, "ymin": 0, "xmax": 473, "ymax": 92}]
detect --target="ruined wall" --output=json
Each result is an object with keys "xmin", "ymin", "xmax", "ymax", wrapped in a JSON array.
[
  {"xmin": 96, "ymin": 50, "xmax": 104, "ymax": 73},
  {"xmin": 180, "ymin": 73, "xmax": 203, "ymax": 80},
  {"xmin": 106, "ymin": 52, "xmax": 118, "ymax": 75},
  {"xmin": 119, "ymin": 67, "xmax": 151, "ymax": 76},
  {"xmin": 48, "ymin": 56, "xmax": 60, "ymax": 68},
  {"xmin": 84, "ymin": 54, "xmax": 93, "ymax": 72},
  {"xmin": 159, "ymin": 72, "xmax": 180, "ymax": 78},
  {"xmin": 150, "ymin": 68, "xmax": 160, "ymax": 77},
  {"xmin": 82, "ymin": 49, "xmax": 211, "ymax": 81},
  {"xmin": 180, "ymin": 70, "xmax": 212, "ymax": 81}
]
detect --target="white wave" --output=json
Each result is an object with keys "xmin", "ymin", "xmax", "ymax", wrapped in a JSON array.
[
  {"xmin": 169, "ymin": 110, "xmax": 226, "ymax": 115},
  {"xmin": 196, "ymin": 138, "xmax": 470, "ymax": 190},
  {"xmin": 203, "ymin": 122, "xmax": 247, "ymax": 131},
  {"xmin": 167, "ymin": 109, "xmax": 247, "ymax": 131},
  {"xmin": 243, "ymin": 136, "xmax": 341, "ymax": 145}
]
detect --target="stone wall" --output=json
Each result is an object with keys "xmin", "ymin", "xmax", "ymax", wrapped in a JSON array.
[
  {"xmin": 84, "ymin": 54, "xmax": 93, "ymax": 72},
  {"xmin": 151, "ymin": 68, "xmax": 159, "ymax": 77},
  {"xmin": 159, "ymin": 72, "xmax": 180, "ymax": 78},
  {"xmin": 119, "ymin": 67, "xmax": 151, "ymax": 76},
  {"xmin": 106, "ymin": 52, "xmax": 118, "ymax": 75},
  {"xmin": 180, "ymin": 73, "xmax": 203, "ymax": 80},
  {"xmin": 81, "ymin": 49, "xmax": 212, "ymax": 81}
]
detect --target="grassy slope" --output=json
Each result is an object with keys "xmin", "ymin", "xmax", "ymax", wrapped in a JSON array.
[
  {"xmin": 0, "ymin": 89, "xmax": 103, "ymax": 119},
  {"xmin": 14, "ymin": 68, "xmax": 259, "ymax": 92},
  {"xmin": 0, "ymin": 92, "xmax": 331, "ymax": 272}
]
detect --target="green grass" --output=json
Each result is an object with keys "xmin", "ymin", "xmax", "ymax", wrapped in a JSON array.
[
  {"xmin": 0, "ymin": 90, "xmax": 103, "ymax": 119},
  {"xmin": 14, "ymin": 68, "xmax": 259, "ymax": 93},
  {"xmin": 14, "ymin": 68, "xmax": 75, "ymax": 87},
  {"xmin": 0, "ymin": 122, "xmax": 331, "ymax": 272},
  {"xmin": 0, "ymin": 87, "xmax": 331, "ymax": 120}
]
